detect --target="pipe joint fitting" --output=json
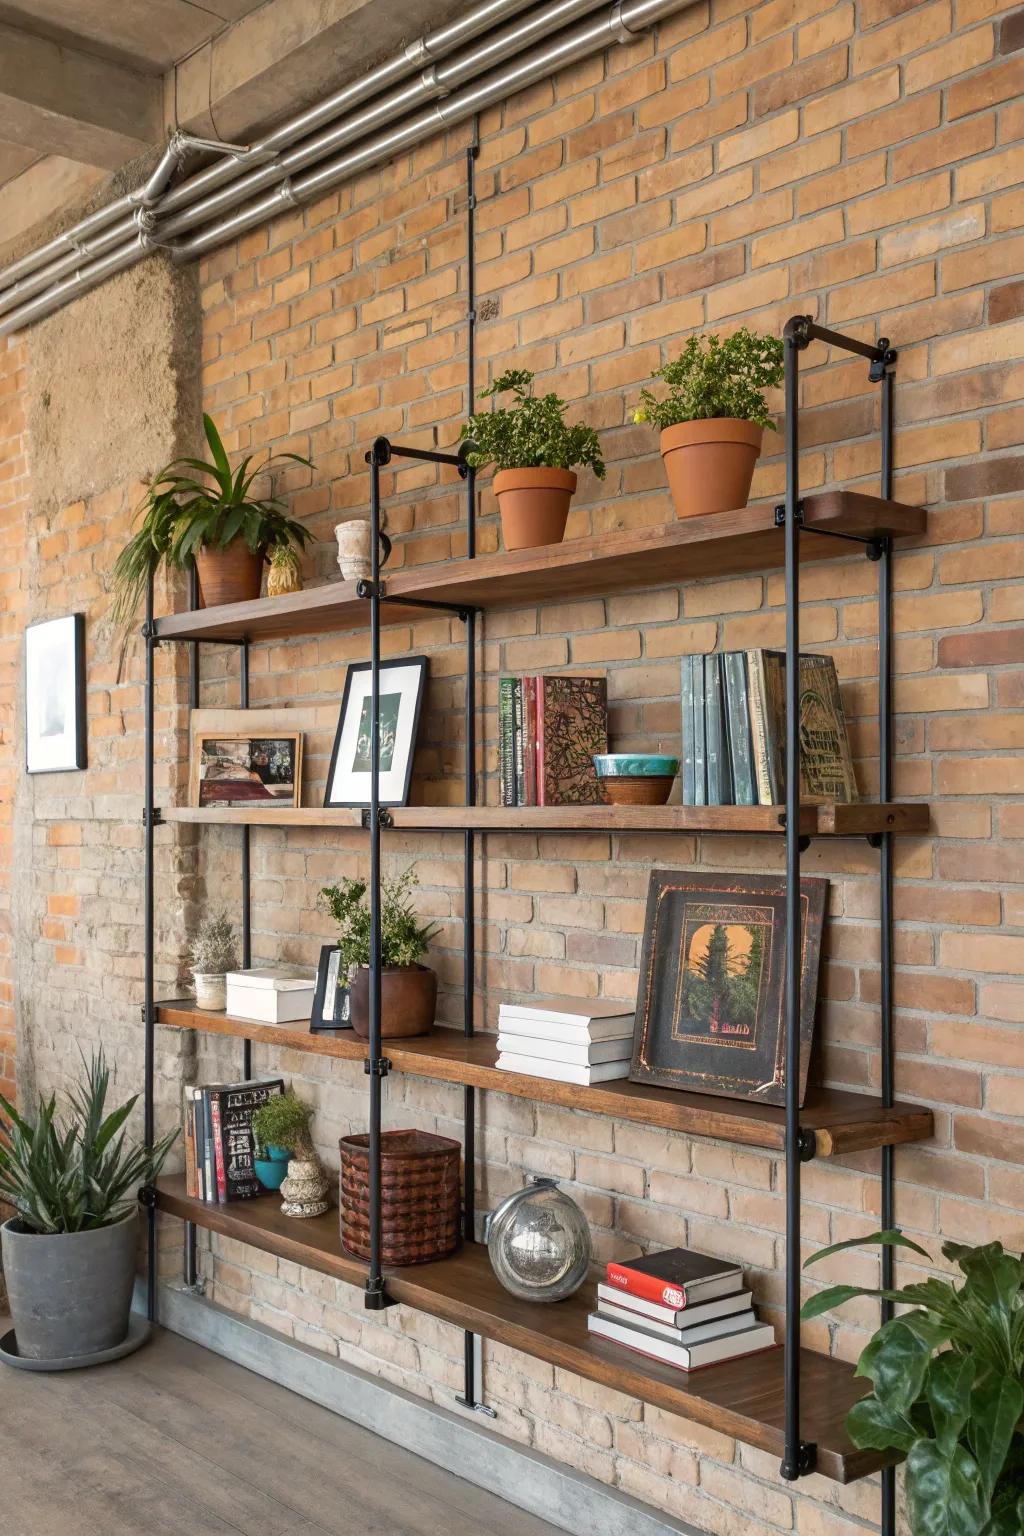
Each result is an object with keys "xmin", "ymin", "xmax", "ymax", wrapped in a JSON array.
[
  {"xmin": 404, "ymin": 36, "xmax": 430, "ymax": 66},
  {"xmin": 420, "ymin": 64, "xmax": 451, "ymax": 98},
  {"xmin": 277, "ymin": 178, "xmax": 299, "ymax": 209},
  {"xmin": 609, "ymin": 1, "xmax": 639, "ymax": 43}
]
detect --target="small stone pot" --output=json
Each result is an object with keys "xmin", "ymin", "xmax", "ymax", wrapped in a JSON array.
[
  {"xmin": 280, "ymin": 1158, "xmax": 330, "ymax": 1218},
  {"xmin": 193, "ymin": 971, "xmax": 227, "ymax": 1011},
  {"xmin": 349, "ymin": 964, "xmax": 437, "ymax": 1039},
  {"xmin": 335, "ymin": 520, "xmax": 392, "ymax": 582},
  {"xmin": 194, "ymin": 537, "xmax": 264, "ymax": 607},
  {"xmin": 659, "ymin": 419, "xmax": 764, "ymax": 520},
  {"xmin": 1, "ymin": 1209, "xmax": 138, "ymax": 1361},
  {"xmin": 494, "ymin": 467, "xmax": 576, "ymax": 550}
]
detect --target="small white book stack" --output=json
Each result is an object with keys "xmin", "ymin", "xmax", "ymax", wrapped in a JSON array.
[
  {"xmin": 495, "ymin": 997, "xmax": 635, "ymax": 1085},
  {"xmin": 225, "ymin": 966, "xmax": 317, "ymax": 1024}
]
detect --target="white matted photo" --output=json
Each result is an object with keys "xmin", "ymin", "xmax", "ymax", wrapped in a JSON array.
[
  {"xmin": 324, "ymin": 656, "xmax": 427, "ymax": 807},
  {"xmin": 25, "ymin": 614, "xmax": 87, "ymax": 773}
]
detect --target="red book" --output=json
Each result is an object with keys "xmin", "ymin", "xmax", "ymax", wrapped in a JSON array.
[
  {"xmin": 523, "ymin": 675, "xmax": 537, "ymax": 806},
  {"xmin": 209, "ymin": 1093, "xmax": 228, "ymax": 1203},
  {"xmin": 606, "ymin": 1248, "xmax": 742, "ymax": 1310}
]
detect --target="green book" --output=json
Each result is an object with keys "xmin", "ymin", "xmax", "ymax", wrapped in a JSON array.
[
  {"xmin": 723, "ymin": 652, "xmax": 756, "ymax": 806},
  {"xmin": 498, "ymin": 677, "xmax": 516, "ymax": 807}
]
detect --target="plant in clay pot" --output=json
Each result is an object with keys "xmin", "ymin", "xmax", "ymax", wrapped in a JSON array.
[
  {"xmin": 802, "ymin": 1230, "xmax": 1024, "ymax": 1536},
  {"xmin": 266, "ymin": 542, "xmax": 303, "ymax": 597},
  {"xmin": 318, "ymin": 867, "xmax": 439, "ymax": 1040},
  {"xmin": 250, "ymin": 1090, "xmax": 328, "ymax": 1218},
  {"xmin": 634, "ymin": 328, "xmax": 784, "ymax": 520},
  {"xmin": 187, "ymin": 910, "xmax": 238, "ymax": 1011},
  {"xmin": 111, "ymin": 414, "xmax": 311, "ymax": 629},
  {"xmin": 0, "ymin": 1052, "xmax": 177, "ymax": 1363},
  {"xmin": 461, "ymin": 369, "xmax": 605, "ymax": 550}
]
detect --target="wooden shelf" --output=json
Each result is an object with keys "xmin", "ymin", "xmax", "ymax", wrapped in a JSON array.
[
  {"xmin": 153, "ymin": 1174, "xmax": 884, "ymax": 1484},
  {"xmin": 153, "ymin": 491, "xmax": 926, "ymax": 644},
  {"xmin": 158, "ymin": 1006, "xmax": 933, "ymax": 1158},
  {"xmin": 158, "ymin": 802, "xmax": 929, "ymax": 837}
]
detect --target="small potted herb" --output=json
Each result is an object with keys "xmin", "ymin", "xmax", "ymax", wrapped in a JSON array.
[
  {"xmin": 318, "ymin": 867, "xmax": 439, "ymax": 1039},
  {"xmin": 461, "ymin": 369, "xmax": 605, "ymax": 551},
  {"xmin": 111, "ymin": 414, "xmax": 311, "ymax": 629},
  {"xmin": 634, "ymin": 328, "xmax": 784, "ymax": 520},
  {"xmin": 187, "ymin": 910, "xmax": 237, "ymax": 1011},
  {"xmin": 250, "ymin": 1091, "xmax": 328, "ymax": 1218}
]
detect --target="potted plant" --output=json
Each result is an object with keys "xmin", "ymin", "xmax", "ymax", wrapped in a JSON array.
[
  {"xmin": 461, "ymin": 369, "xmax": 605, "ymax": 550},
  {"xmin": 250, "ymin": 1090, "xmax": 327, "ymax": 1218},
  {"xmin": 318, "ymin": 867, "xmax": 439, "ymax": 1040},
  {"xmin": 187, "ymin": 910, "xmax": 238, "ymax": 1011},
  {"xmin": 802, "ymin": 1231, "xmax": 1024, "ymax": 1535},
  {"xmin": 266, "ymin": 541, "xmax": 304, "ymax": 597},
  {"xmin": 0, "ymin": 1053, "xmax": 177, "ymax": 1363},
  {"xmin": 634, "ymin": 328, "xmax": 784, "ymax": 520},
  {"xmin": 111, "ymin": 414, "xmax": 311, "ymax": 627}
]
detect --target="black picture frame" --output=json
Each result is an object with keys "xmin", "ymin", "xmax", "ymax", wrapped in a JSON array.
[
  {"xmin": 324, "ymin": 655, "xmax": 428, "ymax": 808},
  {"xmin": 309, "ymin": 944, "xmax": 352, "ymax": 1033},
  {"xmin": 25, "ymin": 613, "xmax": 87, "ymax": 774}
]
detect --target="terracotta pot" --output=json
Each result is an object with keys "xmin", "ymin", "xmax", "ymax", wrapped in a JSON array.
[
  {"xmin": 349, "ymin": 964, "xmax": 437, "ymax": 1039},
  {"xmin": 599, "ymin": 776, "xmax": 675, "ymax": 806},
  {"xmin": 659, "ymin": 419, "xmax": 764, "ymax": 520},
  {"xmin": 494, "ymin": 468, "xmax": 577, "ymax": 551},
  {"xmin": 194, "ymin": 538, "xmax": 265, "ymax": 607}
]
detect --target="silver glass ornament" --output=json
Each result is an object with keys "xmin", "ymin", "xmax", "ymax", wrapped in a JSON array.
[{"xmin": 485, "ymin": 1177, "xmax": 591, "ymax": 1302}]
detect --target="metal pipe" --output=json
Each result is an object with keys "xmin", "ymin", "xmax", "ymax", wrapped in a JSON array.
[
  {"xmin": 240, "ymin": 639, "xmax": 253, "ymax": 1080},
  {"xmin": 366, "ymin": 452, "xmax": 386, "ymax": 1308},
  {"xmin": 144, "ymin": 573, "xmax": 157, "ymax": 1323}
]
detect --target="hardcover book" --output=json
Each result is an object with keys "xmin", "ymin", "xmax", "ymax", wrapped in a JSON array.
[
  {"xmin": 761, "ymin": 650, "xmax": 857, "ymax": 803},
  {"xmin": 536, "ymin": 674, "xmax": 608, "ymax": 806},
  {"xmin": 586, "ymin": 1313, "xmax": 775, "ymax": 1371},
  {"xmin": 211, "ymin": 1078, "xmax": 284, "ymax": 1202},
  {"xmin": 499, "ymin": 677, "xmax": 516, "ymax": 806},
  {"xmin": 606, "ymin": 1248, "xmax": 742, "ymax": 1308},
  {"xmin": 596, "ymin": 1301, "xmax": 757, "ymax": 1347},
  {"xmin": 722, "ymin": 651, "xmax": 756, "ymax": 806},
  {"xmin": 705, "ymin": 654, "xmax": 733, "ymax": 806},
  {"xmin": 595, "ymin": 1282, "xmax": 752, "ymax": 1329}
]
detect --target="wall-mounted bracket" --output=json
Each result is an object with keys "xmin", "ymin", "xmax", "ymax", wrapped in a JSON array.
[
  {"xmin": 774, "ymin": 501, "xmax": 804, "ymax": 528},
  {"xmin": 868, "ymin": 342, "xmax": 897, "ymax": 383},
  {"xmin": 356, "ymin": 579, "xmax": 385, "ymax": 600},
  {"xmin": 137, "ymin": 1184, "xmax": 157, "ymax": 1210},
  {"xmin": 796, "ymin": 1127, "xmax": 817, "ymax": 1163},
  {"xmin": 363, "ymin": 1278, "xmax": 398, "ymax": 1311},
  {"xmin": 360, "ymin": 807, "xmax": 394, "ymax": 829},
  {"xmin": 779, "ymin": 1442, "xmax": 817, "ymax": 1480},
  {"xmin": 142, "ymin": 805, "xmax": 164, "ymax": 827},
  {"xmin": 364, "ymin": 1056, "xmax": 392, "ymax": 1078},
  {"xmin": 365, "ymin": 436, "xmax": 392, "ymax": 468}
]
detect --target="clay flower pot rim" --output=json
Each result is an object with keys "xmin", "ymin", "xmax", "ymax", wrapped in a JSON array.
[
  {"xmin": 659, "ymin": 418, "xmax": 764, "ymax": 448},
  {"xmin": 493, "ymin": 467, "xmax": 578, "ymax": 491}
]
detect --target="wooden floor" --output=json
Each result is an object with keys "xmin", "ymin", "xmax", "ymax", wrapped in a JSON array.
[{"xmin": 0, "ymin": 1321, "xmax": 563, "ymax": 1536}]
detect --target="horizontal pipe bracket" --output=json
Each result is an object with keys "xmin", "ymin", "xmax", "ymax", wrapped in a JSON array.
[
  {"xmin": 366, "ymin": 436, "xmax": 392, "ymax": 467},
  {"xmin": 363, "ymin": 1278, "xmax": 398, "ymax": 1311},
  {"xmin": 796, "ymin": 1128, "xmax": 817, "ymax": 1163},
  {"xmin": 779, "ymin": 1442, "xmax": 817, "ymax": 1481},
  {"xmin": 355, "ymin": 579, "xmax": 385, "ymax": 600},
  {"xmin": 142, "ymin": 806, "xmax": 164, "ymax": 827},
  {"xmin": 360, "ymin": 807, "xmax": 394, "ymax": 829},
  {"xmin": 364, "ymin": 1056, "xmax": 392, "ymax": 1077},
  {"xmin": 869, "ymin": 342, "xmax": 897, "ymax": 383},
  {"xmin": 137, "ymin": 1184, "xmax": 157, "ymax": 1210},
  {"xmin": 454, "ymin": 1395, "xmax": 498, "ymax": 1419}
]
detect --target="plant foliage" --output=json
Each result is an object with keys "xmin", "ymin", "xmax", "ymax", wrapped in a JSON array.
[
  {"xmin": 318, "ymin": 866, "xmax": 440, "ymax": 977},
  {"xmin": 461, "ymin": 370, "xmax": 606, "ymax": 477},
  {"xmin": 188, "ymin": 909, "xmax": 238, "ymax": 974},
  {"xmin": 251, "ymin": 1089, "xmax": 313, "ymax": 1156},
  {"xmin": 0, "ymin": 1052, "xmax": 177, "ymax": 1234},
  {"xmin": 802, "ymin": 1231, "xmax": 1024, "ymax": 1536},
  {"xmin": 634, "ymin": 329, "xmax": 785, "ymax": 433},
  {"xmin": 111, "ymin": 413, "xmax": 311, "ymax": 632}
]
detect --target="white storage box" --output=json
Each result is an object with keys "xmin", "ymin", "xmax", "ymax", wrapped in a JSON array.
[{"xmin": 225, "ymin": 967, "xmax": 317, "ymax": 1023}]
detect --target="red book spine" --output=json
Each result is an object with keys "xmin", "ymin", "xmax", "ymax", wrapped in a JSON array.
[
  {"xmin": 606, "ymin": 1261, "xmax": 690, "ymax": 1309},
  {"xmin": 535, "ymin": 675, "xmax": 547, "ymax": 807},
  {"xmin": 523, "ymin": 675, "xmax": 537, "ymax": 806},
  {"xmin": 210, "ymin": 1092, "xmax": 228, "ymax": 1203}
]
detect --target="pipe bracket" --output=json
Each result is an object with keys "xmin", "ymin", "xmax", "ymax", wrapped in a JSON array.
[
  {"xmin": 779, "ymin": 1442, "xmax": 817, "ymax": 1480},
  {"xmin": 610, "ymin": 1, "xmax": 638, "ymax": 42}
]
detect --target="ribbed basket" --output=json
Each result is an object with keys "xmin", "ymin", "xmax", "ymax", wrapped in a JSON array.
[{"xmin": 339, "ymin": 1128, "xmax": 461, "ymax": 1266}]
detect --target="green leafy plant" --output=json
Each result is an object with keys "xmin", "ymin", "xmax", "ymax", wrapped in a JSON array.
[
  {"xmin": 802, "ymin": 1231, "xmax": 1024, "ymax": 1536},
  {"xmin": 187, "ymin": 910, "xmax": 238, "ymax": 974},
  {"xmin": 461, "ymin": 370, "xmax": 606, "ymax": 478},
  {"xmin": 318, "ymin": 867, "xmax": 440, "ymax": 978},
  {"xmin": 0, "ymin": 1053, "xmax": 177, "ymax": 1234},
  {"xmin": 634, "ymin": 328, "xmax": 785, "ymax": 433},
  {"xmin": 111, "ymin": 413, "xmax": 311, "ymax": 631},
  {"xmin": 250, "ymin": 1089, "xmax": 314, "ymax": 1157}
]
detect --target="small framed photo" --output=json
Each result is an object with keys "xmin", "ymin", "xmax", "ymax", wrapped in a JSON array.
[
  {"xmin": 310, "ymin": 944, "xmax": 351, "ymax": 1032},
  {"xmin": 190, "ymin": 733, "xmax": 302, "ymax": 808},
  {"xmin": 324, "ymin": 656, "xmax": 427, "ymax": 808},
  {"xmin": 25, "ymin": 614, "xmax": 87, "ymax": 773}
]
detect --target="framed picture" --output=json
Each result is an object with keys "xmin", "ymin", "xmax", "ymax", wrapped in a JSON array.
[
  {"xmin": 190, "ymin": 733, "xmax": 302, "ymax": 808},
  {"xmin": 630, "ymin": 870, "xmax": 828, "ymax": 1107},
  {"xmin": 25, "ymin": 614, "xmax": 87, "ymax": 773},
  {"xmin": 324, "ymin": 656, "xmax": 427, "ymax": 808},
  {"xmin": 310, "ymin": 944, "xmax": 351, "ymax": 1032}
]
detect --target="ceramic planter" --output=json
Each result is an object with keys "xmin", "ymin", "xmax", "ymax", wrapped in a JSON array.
[
  {"xmin": 254, "ymin": 1144, "xmax": 291, "ymax": 1191},
  {"xmin": 659, "ymin": 419, "xmax": 764, "ymax": 520},
  {"xmin": 193, "ymin": 971, "xmax": 227, "ymax": 1011},
  {"xmin": 493, "ymin": 468, "xmax": 577, "ymax": 551},
  {"xmin": 1, "ymin": 1209, "xmax": 138, "ymax": 1361},
  {"xmin": 349, "ymin": 964, "xmax": 437, "ymax": 1039},
  {"xmin": 194, "ymin": 537, "xmax": 264, "ymax": 607},
  {"xmin": 334, "ymin": 521, "xmax": 392, "ymax": 582}
]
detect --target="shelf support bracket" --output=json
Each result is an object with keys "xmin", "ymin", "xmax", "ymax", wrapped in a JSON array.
[
  {"xmin": 363, "ymin": 1056, "xmax": 392, "ymax": 1078},
  {"xmin": 137, "ymin": 1184, "xmax": 157, "ymax": 1210},
  {"xmin": 361, "ymin": 808, "xmax": 394, "ymax": 829},
  {"xmin": 779, "ymin": 1442, "xmax": 817, "ymax": 1480},
  {"xmin": 796, "ymin": 1127, "xmax": 817, "ymax": 1163},
  {"xmin": 363, "ymin": 1277, "xmax": 398, "ymax": 1311}
]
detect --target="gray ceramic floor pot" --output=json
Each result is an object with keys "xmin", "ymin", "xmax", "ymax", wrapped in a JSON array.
[{"xmin": 1, "ymin": 1208, "xmax": 138, "ymax": 1361}]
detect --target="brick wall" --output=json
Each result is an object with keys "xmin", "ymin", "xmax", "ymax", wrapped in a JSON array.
[{"xmin": 8, "ymin": 0, "xmax": 1024, "ymax": 1531}]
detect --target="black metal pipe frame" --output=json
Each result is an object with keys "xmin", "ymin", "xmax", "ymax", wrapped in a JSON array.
[
  {"xmin": 143, "ymin": 573, "xmax": 158, "ymax": 1321},
  {"xmin": 240, "ymin": 638, "xmax": 253, "ymax": 1081},
  {"xmin": 185, "ymin": 560, "xmax": 200, "ymax": 1285}
]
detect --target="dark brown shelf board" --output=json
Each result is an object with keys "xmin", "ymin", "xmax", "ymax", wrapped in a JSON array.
[
  {"xmin": 153, "ymin": 491, "xmax": 926, "ymax": 644},
  {"xmin": 157, "ymin": 802, "xmax": 929, "ymax": 837},
  {"xmin": 153, "ymin": 1174, "xmax": 883, "ymax": 1483},
  {"xmin": 158, "ymin": 1006, "xmax": 933, "ymax": 1158}
]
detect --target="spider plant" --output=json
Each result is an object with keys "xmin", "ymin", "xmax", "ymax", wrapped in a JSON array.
[{"xmin": 111, "ymin": 414, "xmax": 311, "ymax": 632}]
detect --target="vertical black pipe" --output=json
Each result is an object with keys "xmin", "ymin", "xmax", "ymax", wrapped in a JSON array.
[
  {"xmin": 188, "ymin": 560, "xmax": 200, "ymax": 710},
  {"xmin": 367, "ymin": 454, "xmax": 385, "ymax": 1304},
  {"xmin": 184, "ymin": 1221, "xmax": 197, "ymax": 1288},
  {"xmin": 143, "ymin": 574, "xmax": 157, "ymax": 1322},
  {"xmin": 879, "ymin": 359, "xmax": 896, "ymax": 1536},
  {"xmin": 240, "ymin": 639, "xmax": 252, "ymax": 1079},
  {"xmin": 782, "ymin": 325, "xmax": 803, "ymax": 1480}
]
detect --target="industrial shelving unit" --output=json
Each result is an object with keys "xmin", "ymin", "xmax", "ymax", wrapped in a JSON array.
[{"xmin": 137, "ymin": 179, "xmax": 924, "ymax": 1529}]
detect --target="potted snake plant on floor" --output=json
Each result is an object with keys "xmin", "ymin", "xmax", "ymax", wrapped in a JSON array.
[
  {"xmin": 111, "ymin": 414, "xmax": 311, "ymax": 629},
  {"xmin": 0, "ymin": 1053, "xmax": 177, "ymax": 1363}
]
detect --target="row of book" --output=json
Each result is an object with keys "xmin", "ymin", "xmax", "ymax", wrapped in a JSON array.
[
  {"xmin": 495, "ymin": 997, "xmax": 635, "ymax": 1086},
  {"xmin": 682, "ymin": 649, "xmax": 857, "ymax": 807},
  {"xmin": 183, "ymin": 1077, "xmax": 283, "ymax": 1203},
  {"xmin": 587, "ymin": 1247, "xmax": 775, "ymax": 1371},
  {"xmin": 498, "ymin": 673, "xmax": 608, "ymax": 806}
]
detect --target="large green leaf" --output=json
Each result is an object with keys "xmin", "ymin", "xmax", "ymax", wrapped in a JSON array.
[
  {"xmin": 926, "ymin": 1353, "xmax": 976, "ymax": 1458},
  {"xmin": 983, "ymin": 1494, "xmax": 1024, "ymax": 1536},
  {"xmin": 906, "ymin": 1440, "xmax": 988, "ymax": 1536},
  {"xmin": 803, "ymin": 1229, "xmax": 932, "ymax": 1268},
  {"xmin": 969, "ymin": 1375, "xmax": 1024, "ymax": 1502},
  {"xmin": 958, "ymin": 1245, "xmax": 1024, "ymax": 1316},
  {"xmin": 858, "ymin": 1318, "xmax": 934, "ymax": 1415},
  {"xmin": 846, "ymin": 1394, "xmax": 920, "ymax": 1454}
]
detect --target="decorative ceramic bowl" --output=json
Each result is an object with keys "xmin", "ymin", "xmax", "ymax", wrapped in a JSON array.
[{"xmin": 593, "ymin": 754, "xmax": 680, "ymax": 806}]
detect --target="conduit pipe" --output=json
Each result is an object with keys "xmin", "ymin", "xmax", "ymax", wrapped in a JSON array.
[{"xmin": 0, "ymin": 0, "xmax": 687, "ymax": 337}]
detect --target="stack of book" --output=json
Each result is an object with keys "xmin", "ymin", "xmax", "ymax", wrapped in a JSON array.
[
  {"xmin": 588, "ymin": 1247, "xmax": 776, "ymax": 1370},
  {"xmin": 495, "ymin": 998, "xmax": 635, "ymax": 1085},
  {"xmin": 183, "ymin": 1077, "xmax": 283, "ymax": 1203},
  {"xmin": 498, "ymin": 674, "xmax": 608, "ymax": 806},
  {"xmin": 681, "ymin": 650, "xmax": 856, "ymax": 807}
]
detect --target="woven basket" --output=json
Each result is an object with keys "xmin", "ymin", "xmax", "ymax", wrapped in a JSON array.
[{"xmin": 339, "ymin": 1128, "xmax": 461, "ymax": 1266}]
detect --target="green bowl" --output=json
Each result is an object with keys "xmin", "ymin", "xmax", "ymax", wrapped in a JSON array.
[{"xmin": 593, "ymin": 754, "xmax": 680, "ymax": 778}]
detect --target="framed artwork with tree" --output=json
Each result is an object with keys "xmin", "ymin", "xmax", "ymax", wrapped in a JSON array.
[{"xmin": 629, "ymin": 870, "xmax": 827, "ymax": 1106}]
